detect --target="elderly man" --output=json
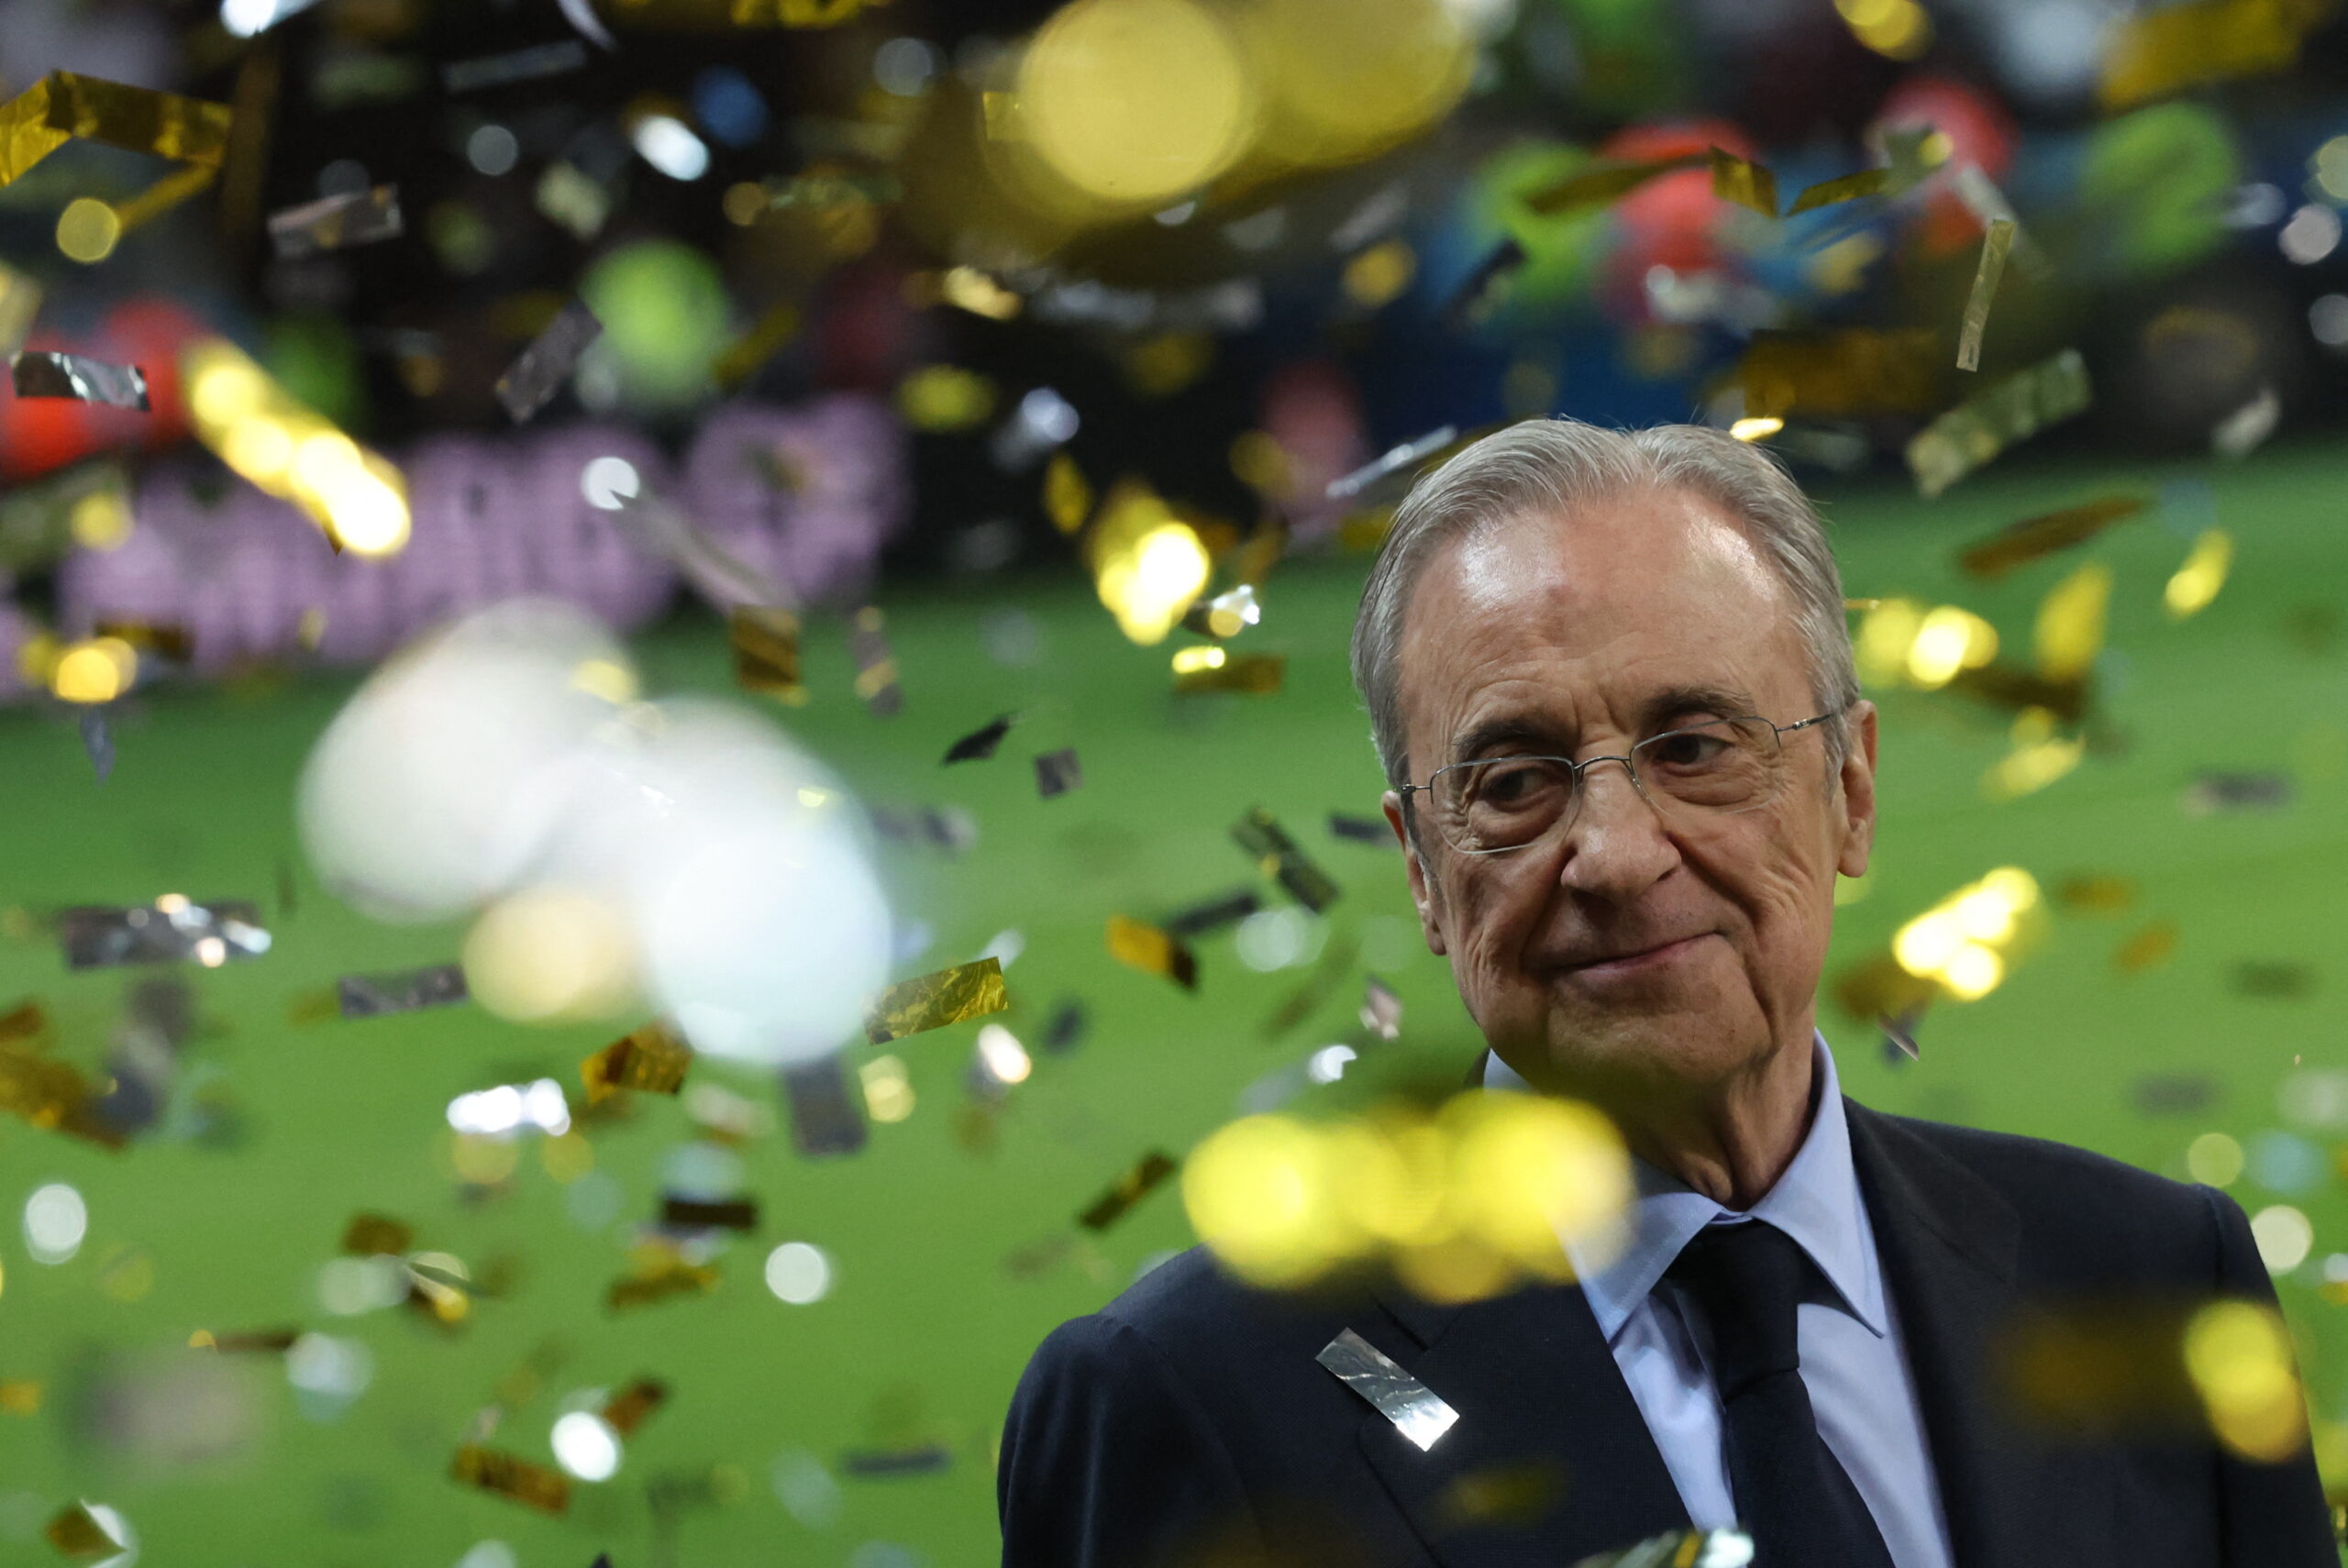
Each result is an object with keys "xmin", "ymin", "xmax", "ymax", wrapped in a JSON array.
[{"xmin": 997, "ymin": 420, "xmax": 2331, "ymax": 1568}]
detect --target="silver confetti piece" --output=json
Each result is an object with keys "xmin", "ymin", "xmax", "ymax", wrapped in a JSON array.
[
  {"xmin": 268, "ymin": 184, "xmax": 404, "ymax": 259},
  {"xmin": 441, "ymin": 39, "xmax": 590, "ymax": 94},
  {"xmin": 494, "ymin": 299, "xmax": 602, "ymax": 425},
  {"xmin": 60, "ymin": 898, "xmax": 271, "ymax": 970},
  {"xmin": 12, "ymin": 350, "xmax": 150, "ymax": 411},
  {"xmin": 337, "ymin": 962, "xmax": 468, "ymax": 1019},
  {"xmin": 781, "ymin": 1057, "xmax": 867, "ymax": 1157},
  {"xmin": 78, "ymin": 705, "xmax": 113, "ymax": 784},
  {"xmin": 1034, "ymin": 747, "xmax": 1082, "ymax": 799},
  {"xmin": 1316, "ymin": 1328, "xmax": 1458, "ymax": 1452},
  {"xmin": 1570, "ymin": 1528, "xmax": 1755, "ymax": 1568},
  {"xmin": 1326, "ymin": 425, "xmax": 1457, "ymax": 502}
]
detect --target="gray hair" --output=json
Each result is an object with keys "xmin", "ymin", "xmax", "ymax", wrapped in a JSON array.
[{"xmin": 1348, "ymin": 418, "xmax": 1859, "ymax": 797}]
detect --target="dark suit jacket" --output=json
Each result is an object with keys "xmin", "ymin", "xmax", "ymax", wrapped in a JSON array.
[{"xmin": 999, "ymin": 1099, "xmax": 2335, "ymax": 1568}]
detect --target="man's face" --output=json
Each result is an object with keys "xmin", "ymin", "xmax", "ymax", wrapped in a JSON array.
[{"xmin": 1381, "ymin": 486, "xmax": 1878, "ymax": 1107}]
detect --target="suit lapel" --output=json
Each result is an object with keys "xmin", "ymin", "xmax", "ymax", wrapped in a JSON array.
[
  {"xmin": 1845, "ymin": 1101, "xmax": 2045, "ymax": 1568},
  {"xmin": 1349, "ymin": 1279, "xmax": 1688, "ymax": 1567}
]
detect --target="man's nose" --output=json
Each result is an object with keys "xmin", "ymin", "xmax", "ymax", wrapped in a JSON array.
[{"xmin": 1557, "ymin": 756, "xmax": 1677, "ymax": 898}]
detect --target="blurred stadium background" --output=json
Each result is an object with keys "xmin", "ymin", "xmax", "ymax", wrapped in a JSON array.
[{"xmin": 3, "ymin": 0, "xmax": 2348, "ymax": 1562}]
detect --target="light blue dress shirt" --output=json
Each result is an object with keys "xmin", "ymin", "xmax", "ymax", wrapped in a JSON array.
[{"xmin": 1486, "ymin": 1032, "xmax": 1955, "ymax": 1568}]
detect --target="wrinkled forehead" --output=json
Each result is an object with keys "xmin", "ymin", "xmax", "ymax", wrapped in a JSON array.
[{"xmin": 1398, "ymin": 491, "xmax": 1809, "ymax": 749}]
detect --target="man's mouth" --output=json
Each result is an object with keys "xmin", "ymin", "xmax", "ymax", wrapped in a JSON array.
[{"xmin": 1563, "ymin": 933, "xmax": 1710, "ymax": 977}]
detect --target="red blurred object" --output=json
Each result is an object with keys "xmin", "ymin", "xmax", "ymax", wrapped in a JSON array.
[
  {"xmin": 1596, "ymin": 120, "xmax": 1761, "ymax": 324},
  {"xmin": 1260, "ymin": 359, "xmax": 1368, "ymax": 539},
  {"xmin": 1871, "ymin": 77, "xmax": 2021, "ymax": 258},
  {"xmin": 0, "ymin": 296, "xmax": 208, "ymax": 480}
]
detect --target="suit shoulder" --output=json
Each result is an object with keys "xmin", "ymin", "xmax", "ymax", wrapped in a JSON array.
[{"xmin": 1861, "ymin": 1105, "xmax": 2223, "ymax": 1271}]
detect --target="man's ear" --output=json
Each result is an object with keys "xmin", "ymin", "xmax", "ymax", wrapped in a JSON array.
[
  {"xmin": 1835, "ymin": 700, "xmax": 1879, "ymax": 881},
  {"xmin": 1382, "ymin": 790, "xmax": 1447, "ymax": 957}
]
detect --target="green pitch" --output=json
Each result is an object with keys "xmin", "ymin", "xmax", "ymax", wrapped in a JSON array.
[{"xmin": 1, "ymin": 438, "xmax": 2343, "ymax": 1566}]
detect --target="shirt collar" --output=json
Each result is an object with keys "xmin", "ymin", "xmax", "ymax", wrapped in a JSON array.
[{"xmin": 1483, "ymin": 1031, "xmax": 1886, "ymax": 1343}]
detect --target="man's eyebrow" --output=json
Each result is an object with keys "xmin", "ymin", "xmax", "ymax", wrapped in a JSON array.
[{"xmin": 1444, "ymin": 683, "xmax": 1759, "ymax": 766}]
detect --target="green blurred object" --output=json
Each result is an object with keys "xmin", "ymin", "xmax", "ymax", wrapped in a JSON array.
[
  {"xmin": 263, "ymin": 314, "xmax": 367, "ymax": 434},
  {"xmin": 578, "ymin": 239, "xmax": 733, "ymax": 414},
  {"xmin": 2078, "ymin": 102, "xmax": 2243, "ymax": 281},
  {"xmin": 1463, "ymin": 140, "xmax": 1611, "ymax": 323}
]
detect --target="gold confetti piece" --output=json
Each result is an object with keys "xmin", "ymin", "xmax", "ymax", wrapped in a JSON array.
[
  {"xmin": 1233, "ymin": 809, "xmax": 1341, "ymax": 913},
  {"xmin": 43, "ymin": 1501, "xmax": 121, "ymax": 1558},
  {"xmin": 601, "ymin": 1377, "xmax": 669, "ymax": 1436},
  {"xmin": 2033, "ymin": 561, "xmax": 2110, "ymax": 682},
  {"xmin": 0, "ymin": 999, "xmax": 50, "ymax": 1046},
  {"xmin": 1785, "ymin": 166, "xmax": 1890, "ymax": 215},
  {"xmin": 2099, "ymin": 0, "xmax": 2322, "ymax": 109},
  {"xmin": 1181, "ymin": 583, "xmax": 1261, "ymax": 640},
  {"xmin": 729, "ymin": 605, "xmax": 805, "ymax": 703},
  {"xmin": 1831, "ymin": 952, "xmax": 1938, "ymax": 1030},
  {"xmin": 581, "ymin": 1021, "xmax": 694, "ymax": 1106},
  {"xmin": 1433, "ymin": 1462, "xmax": 1566, "ymax": 1529},
  {"xmin": 848, "ymin": 605, "xmax": 902, "ymax": 716},
  {"xmin": 190, "ymin": 1327, "xmax": 300, "ymax": 1353},
  {"xmin": 2211, "ymin": 387, "xmax": 2279, "ymax": 459},
  {"xmin": 1106, "ymin": 915, "xmax": 1198, "ymax": 991},
  {"xmin": 1737, "ymin": 328, "xmax": 1940, "ymax": 421},
  {"xmin": 1171, "ymin": 649, "xmax": 1286, "ymax": 694},
  {"xmin": 864, "ymin": 956, "xmax": 1007, "ymax": 1044},
  {"xmin": 343, "ymin": 1213, "xmax": 414, "ymax": 1256},
  {"xmin": 0, "ymin": 71, "xmax": 232, "ymax": 187},
  {"xmin": 2233, "ymin": 960, "xmax": 2316, "ymax": 999},
  {"xmin": 2054, "ymin": 874, "xmax": 2137, "ymax": 913},
  {"xmin": 2115, "ymin": 919, "xmax": 2180, "ymax": 974},
  {"xmin": 451, "ymin": 1445, "xmax": 573, "ymax": 1513},
  {"xmin": 1957, "ymin": 496, "xmax": 2145, "ymax": 579},
  {"xmin": 106, "ymin": 160, "xmax": 219, "ymax": 238},
  {"xmin": 712, "ymin": 300, "xmax": 800, "ymax": 391},
  {"xmin": 896, "ymin": 365, "xmax": 995, "ymax": 432},
  {"xmin": 1905, "ymin": 348, "xmax": 2092, "ymax": 498},
  {"xmin": 606, "ymin": 1252, "xmax": 720, "ymax": 1311},
  {"xmin": 0, "ymin": 1380, "xmax": 41, "ymax": 1415},
  {"xmin": 1955, "ymin": 219, "xmax": 2015, "ymax": 372},
  {"xmin": 1078, "ymin": 1150, "xmax": 1180, "ymax": 1231},
  {"xmin": 1262, "ymin": 931, "xmax": 1364, "ymax": 1040},
  {"xmin": 0, "ymin": 1048, "xmax": 121, "ymax": 1149},
  {"xmin": 1707, "ymin": 145, "xmax": 1778, "ymax": 217},
  {"xmin": 1043, "ymin": 451, "xmax": 1091, "ymax": 534},
  {"xmin": 1520, "ymin": 152, "xmax": 1703, "ymax": 217}
]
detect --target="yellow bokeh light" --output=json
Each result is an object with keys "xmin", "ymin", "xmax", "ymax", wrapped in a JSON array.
[
  {"xmin": 2184, "ymin": 1301, "xmax": 2306, "ymax": 1463},
  {"xmin": 50, "ymin": 637, "xmax": 137, "ymax": 704},
  {"xmin": 182, "ymin": 338, "xmax": 411, "ymax": 557},
  {"xmin": 2164, "ymin": 528, "xmax": 2232, "ymax": 620},
  {"xmin": 2034, "ymin": 561, "xmax": 2111, "ymax": 681},
  {"xmin": 1447, "ymin": 1092, "xmax": 1631, "ymax": 1277},
  {"xmin": 1090, "ymin": 480, "xmax": 1212, "ymax": 645},
  {"xmin": 1729, "ymin": 416, "xmax": 1785, "ymax": 443},
  {"xmin": 1342, "ymin": 241, "xmax": 1417, "ymax": 310},
  {"xmin": 859, "ymin": 1055, "xmax": 915, "ymax": 1123},
  {"xmin": 1170, "ymin": 646, "xmax": 1226, "ymax": 675},
  {"xmin": 462, "ymin": 888, "xmax": 639, "ymax": 1024},
  {"xmin": 1237, "ymin": 0, "xmax": 1472, "ymax": 171},
  {"xmin": 56, "ymin": 198, "xmax": 122, "ymax": 264},
  {"xmin": 450, "ymin": 1134, "xmax": 521, "ymax": 1186},
  {"xmin": 2187, "ymin": 1132, "xmax": 2245, "ymax": 1187},
  {"xmin": 68, "ymin": 490, "xmax": 133, "ymax": 551},
  {"xmin": 1182, "ymin": 1114, "xmax": 1346, "ymax": 1288},
  {"xmin": 1907, "ymin": 605, "xmax": 1999, "ymax": 689},
  {"xmin": 1940, "ymin": 942, "xmax": 2003, "ymax": 1001},
  {"xmin": 1893, "ymin": 911, "xmax": 1961, "ymax": 977},
  {"xmin": 1016, "ymin": 0, "xmax": 1257, "ymax": 208},
  {"xmin": 1853, "ymin": 597, "xmax": 1925, "ymax": 687}
]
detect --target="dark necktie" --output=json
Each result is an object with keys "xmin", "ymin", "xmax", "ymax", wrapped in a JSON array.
[{"xmin": 1664, "ymin": 1220, "xmax": 1898, "ymax": 1568}]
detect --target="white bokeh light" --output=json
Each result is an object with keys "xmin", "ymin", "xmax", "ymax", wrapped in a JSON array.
[
  {"xmin": 296, "ymin": 600, "xmax": 637, "ymax": 922},
  {"xmin": 24, "ymin": 1183, "xmax": 87, "ymax": 1264},
  {"xmin": 631, "ymin": 116, "xmax": 710, "ymax": 180},
  {"xmin": 552, "ymin": 1411, "xmax": 622, "ymax": 1480},
  {"xmin": 765, "ymin": 1242, "xmax": 833, "ymax": 1304},
  {"xmin": 580, "ymin": 456, "xmax": 641, "ymax": 511}
]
